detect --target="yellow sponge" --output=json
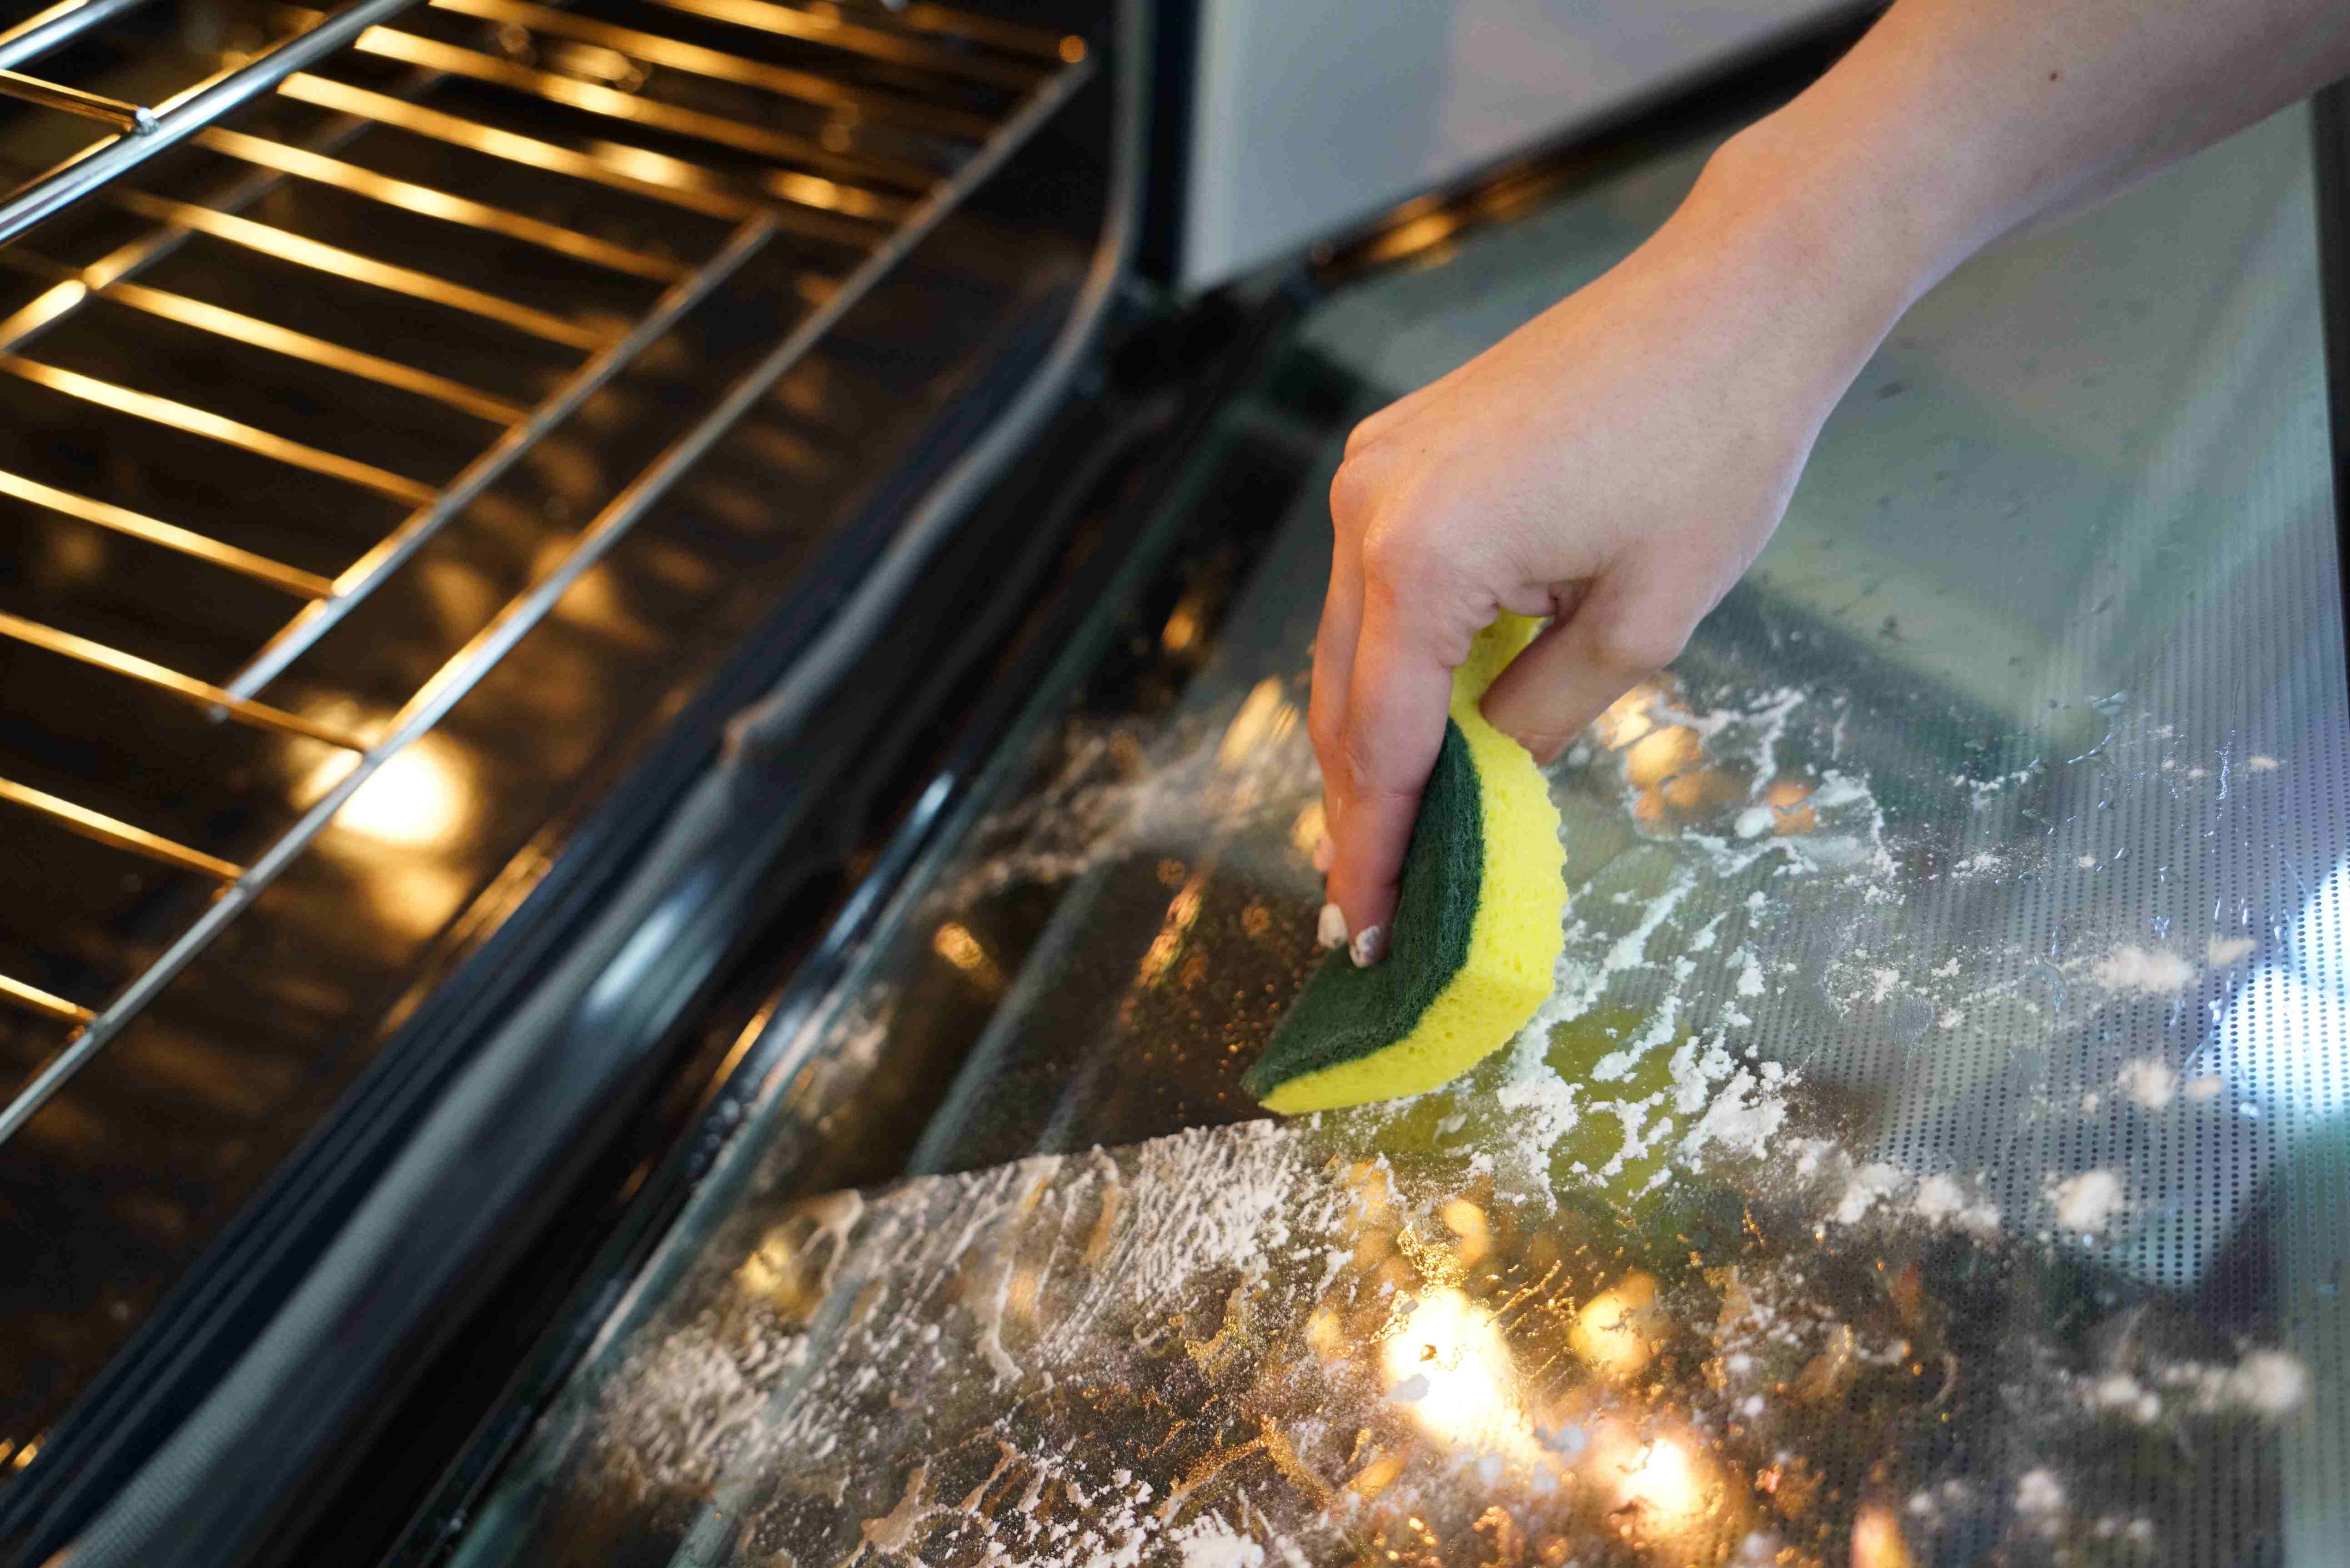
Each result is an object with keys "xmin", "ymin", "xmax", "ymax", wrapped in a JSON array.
[{"xmin": 1244, "ymin": 614, "xmax": 1566, "ymax": 1112}]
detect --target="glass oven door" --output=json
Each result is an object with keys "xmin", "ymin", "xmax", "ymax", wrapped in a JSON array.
[{"xmin": 427, "ymin": 94, "xmax": 2349, "ymax": 1568}]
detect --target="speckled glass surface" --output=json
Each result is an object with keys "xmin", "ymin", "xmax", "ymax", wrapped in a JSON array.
[{"xmin": 446, "ymin": 105, "xmax": 2349, "ymax": 1567}]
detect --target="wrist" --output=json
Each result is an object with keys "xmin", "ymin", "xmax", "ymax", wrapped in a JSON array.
[{"xmin": 1673, "ymin": 107, "xmax": 1947, "ymax": 389}]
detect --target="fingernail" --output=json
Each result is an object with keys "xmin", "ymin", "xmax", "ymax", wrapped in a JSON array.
[
  {"xmin": 1350, "ymin": 924, "xmax": 1386, "ymax": 967},
  {"xmin": 1317, "ymin": 901, "xmax": 1348, "ymax": 950},
  {"xmin": 1312, "ymin": 836, "xmax": 1336, "ymax": 874}
]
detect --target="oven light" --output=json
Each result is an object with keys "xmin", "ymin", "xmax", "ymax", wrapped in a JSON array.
[
  {"xmin": 1569, "ymin": 1270, "xmax": 1658, "ymax": 1381},
  {"xmin": 1377, "ymin": 1287, "xmax": 1539, "ymax": 1461},
  {"xmin": 321, "ymin": 735, "xmax": 476, "ymax": 848},
  {"xmin": 1579, "ymin": 1422, "xmax": 1732, "ymax": 1541}
]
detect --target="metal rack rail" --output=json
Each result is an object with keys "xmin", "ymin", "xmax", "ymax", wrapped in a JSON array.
[{"xmin": 0, "ymin": 0, "xmax": 1091, "ymax": 1142}]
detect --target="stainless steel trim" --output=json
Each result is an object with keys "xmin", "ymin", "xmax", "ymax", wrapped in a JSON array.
[
  {"xmin": 336, "ymin": 22, "xmax": 930, "ymax": 207},
  {"xmin": 0, "ymin": 609, "xmax": 371, "ymax": 749},
  {"xmin": 194, "ymin": 127, "xmax": 693, "ymax": 283},
  {"xmin": 0, "ymin": 466, "xmax": 334, "ymax": 595},
  {"xmin": 0, "ymin": 46, "xmax": 1090, "ymax": 1141},
  {"xmin": 0, "ymin": 231, "xmax": 530, "ymax": 422},
  {"xmin": 636, "ymin": 0, "xmax": 1042, "ymax": 89},
  {"xmin": 869, "ymin": 1, "xmax": 1080, "ymax": 63},
  {"xmin": 0, "ymin": 78, "xmax": 427, "ymax": 360},
  {"xmin": 112, "ymin": 192, "xmax": 614, "ymax": 351},
  {"xmin": 0, "ymin": 0, "xmax": 151, "ymax": 73},
  {"xmin": 101, "ymin": 279, "xmax": 529, "ymax": 424},
  {"xmin": 272, "ymin": 73, "xmax": 777, "ymax": 227},
  {"xmin": 0, "ymin": 971, "xmax": 93, "ymax": 1025},
  {"xmin": 225, "ymin": 213, "xmax": 781, "ymax": 698},
  {"xmin": 0, "ymin": 0, "xmax": 431, "ymax": 247},
  {"xmin": 0, "ymin": 68, "xmax": 155, "ymax": 132},
  {"xmin": 427, "ymin": 0, "xmax": 995, "ymax": 138},
  {"xmin": 0, "ymin": 351, "xmax": 441, "ymax": 504},
  {"xmin": 0, "ymin": 775, "xmax": 242, "ymax": 881}
]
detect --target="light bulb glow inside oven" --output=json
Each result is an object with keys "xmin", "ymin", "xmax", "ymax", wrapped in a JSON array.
[
  {"xmin": 1378, "ymin": 1287, "xmax": 1539, "ymax": 1460},
  {"xmin": 326, "ymin": 736, "xmax": 476, "ymax": 848}
]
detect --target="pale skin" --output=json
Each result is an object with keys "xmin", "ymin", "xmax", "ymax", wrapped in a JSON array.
[{"xmin": 1313, "ymin": 0, "xmax": 2350, "ymax": 965}]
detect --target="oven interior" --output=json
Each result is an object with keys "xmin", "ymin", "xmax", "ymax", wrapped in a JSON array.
[{"xmin": 0, "ymin": 0, "xmax": 1107, "ymax": 1535}]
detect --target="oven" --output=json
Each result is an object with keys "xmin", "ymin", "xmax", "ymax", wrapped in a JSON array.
[
  {"xmin": 6, "ymin": 2, "xmax": 2348, "ymax": 1566},
  {"xmin": 0, "ymin": 0, "xmax": 1123, "ymax": 1556}
]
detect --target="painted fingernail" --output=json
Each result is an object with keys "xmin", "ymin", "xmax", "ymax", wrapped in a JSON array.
[
  {"xmin": 1317, "ymin": 901, "xmax": 1348, "ymax": 950},
  {"xmin": 1350, "ymin": 924, "xmax": 1386, "ymax": 968},
  {"xmin": 1312, "ymin": 836, "xmax": 1336, "ymax": 874}
]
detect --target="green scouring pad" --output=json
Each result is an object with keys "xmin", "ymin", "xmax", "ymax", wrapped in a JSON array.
[{"xmin": 1243, "ymin": 613, "xmax": 1567, "ymax": 1113}]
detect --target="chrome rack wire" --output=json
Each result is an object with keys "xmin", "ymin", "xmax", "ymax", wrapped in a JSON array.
[
  {"xmin": 0, "ymin": 0, "xmax": 1093, "ymax": 1144},
  {"xmin": 0, "ymin": 0, "xmax": 433, "ymax": 244}
]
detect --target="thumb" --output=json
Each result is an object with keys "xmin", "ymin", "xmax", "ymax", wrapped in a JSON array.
[{"xmin": 1480, "ymin": 573, "xmax": 1698, "ymax": 762}]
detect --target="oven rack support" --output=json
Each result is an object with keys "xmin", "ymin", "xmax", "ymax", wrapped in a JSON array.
[
  {"xmin": 0, "ymin": 0, "xmax": 1073, "ymax": 246},
  {"xmin": 0, "ymin": 0, "xmax": 433, "ymax": 246},
  {"xmin": 0, "ymin": 3, "xmax": 1092, "ymax": 1146}
]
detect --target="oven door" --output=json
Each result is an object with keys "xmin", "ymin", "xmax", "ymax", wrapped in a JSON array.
[
  {"xmin": 365, "ymin": 66, "xmax": 2350, "ymax": 1568},
  {"xmin": 87, "ymin": 50, "xmax": 2350, "ymax": 1568}
]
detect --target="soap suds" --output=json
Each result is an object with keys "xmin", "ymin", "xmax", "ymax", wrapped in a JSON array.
[
  {"xmin": 2206, "ymin": 935, "xmax": 2255, "ymax": 966},
  {"xmin": 2115, "ymin": 1059, "xmax": 2177, "ymax": 1111},
  {"xmin": 2091, "ymin": 946, "xmax": 2196, "ymax": 996},
  {"xmin": 2225, "ymin": 1350, "xmax": 2310, "ymax": 1416},
  {"xmin": 1178, "ymin": 1522, "xmax": 1266, "ymax": 1568},
  {"xmin": 2050, "ymin": 1171, "xmax": 2124, "ymax": 1234},
  {"xmin": 1834, "ymin": 1162, "xmax": 1906, "ymax": 1224}
]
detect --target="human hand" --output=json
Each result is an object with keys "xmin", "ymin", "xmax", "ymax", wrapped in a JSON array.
[{"xmin": 1309, "ymin": 139, "xmax": 1909, "ymax": 963}]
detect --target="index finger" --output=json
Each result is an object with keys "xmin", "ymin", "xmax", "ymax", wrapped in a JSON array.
[{"xmin": 1325, "ymin": 587, "xmax": 1456, "ymax": 964}]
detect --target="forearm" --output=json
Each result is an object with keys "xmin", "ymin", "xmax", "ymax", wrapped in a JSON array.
[
  {"xmin": 1310, "ymin": 0, "xmax": 2350, "ymax": 948},
  {"xmin": 1693, "ymin": 0, "xmax": 2350, "ymax": 355}
]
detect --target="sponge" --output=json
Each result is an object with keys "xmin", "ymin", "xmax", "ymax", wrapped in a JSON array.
[{"xmin": 1244, "ymin": 614, "xmax": 1566, "ymax": 1113}]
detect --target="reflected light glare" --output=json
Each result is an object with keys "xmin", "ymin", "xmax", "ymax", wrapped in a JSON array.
[
  {"xmin": 1622, "ymin": 1437, "xmax": 1701, "ymax": 1520},
  {"xmin": 1378, "ymin": 1288, "xmax": 1540, "ymax": 1460},
  {"xmin": 1218, "ymin": 678, "xmax": 1296, "ymax": 769},
  {"xmin": 931, "ymin": 922, "xmax": 1003, "ymax": 989},
  {"xmin": 331, "ymin": 736, "xmax": 474, "ymax": 847},
  {"xmin": 1764, "ymin": 776, "xmax": 1818, "ymax": 835},
  {"xmin": 1587, "ymin": 1428, "xmax": 1714, "ymax": 1530},
  {"xmin": 2209, "ymin": 963, "xmax": 2350, "ymax": 1118},
  {"xmin": 1851, "ymin": 1503, "xmax": 1919, "ymax": 1568},
  {"xmin": 1624, "ymin": 726, "xmax": 1702, "ymax": 789},
  {"xmin": 1439, "ymin": 1198, "xmax": 1490, "ymax": 1268},
  {"xmin": 1161, "ymin": 592, "xmax": 1206, "ymax": 653},
  {"xmin": 1579, "ymin": 1418, "xmax": 1734, "ymax": 1548},
  {"xmin": 1594, "ymin": 684, "xmax": 1659, "ymax": 749},
  {"xmin": 1135, "ymin": 875, "xmax": 1207, "ymax": 988},
  {"xmin": 1289, "ymin": 799, "xmax": 1327, "ymax": 859},
  {"xmin": 1570, "ymin": 1272, "xmax": 1657, "ymax": 1381}
]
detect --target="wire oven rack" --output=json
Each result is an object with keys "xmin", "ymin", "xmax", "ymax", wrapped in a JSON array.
[{"xmin": 0, "ymin": 0, "xmax": 1090, "ymax": 1143}]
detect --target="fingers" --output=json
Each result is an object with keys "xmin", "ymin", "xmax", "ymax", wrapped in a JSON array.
[
  {"xmin": 1307, "ymin": 482, "xmax": 1365, "ymax": 948},
  {"xmin": 1480, "ymin": 571, "xmax": 1703, "ymax": 762},
  {"xmin": 1308, "ymin": 513, "xmax": 1365, "ymax": 812},
  {"xmin": 1324, "ymin": 571, "xmax": 1456, "ymax": 963}
]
